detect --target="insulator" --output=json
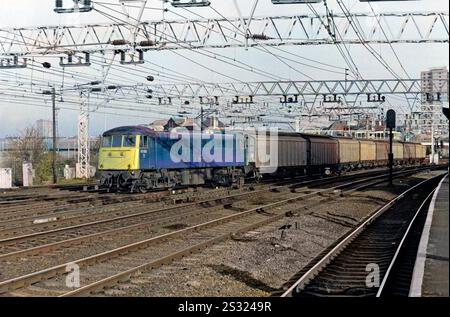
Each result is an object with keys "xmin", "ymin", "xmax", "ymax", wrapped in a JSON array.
[
  {"xmin": 251, "ymin": 34, "xmax": 270, "ymax": 40},
  {"xmin": 140, "ymin": 40, "xmax": 155, "ymax": 47},
  {"xmin": 272, "ymin": 0, "xmax": 323, "ymax": 4},
  {"xmin": 55, "ymin": 0, "xmax": 63, "ymax": 8},
  {"xmin": 172, "ymin": 0, "xmax": 211, "ymax": 8},
  {"xmin": 111, "ymin": 39, "xmax": 129, "ymax": 46}
]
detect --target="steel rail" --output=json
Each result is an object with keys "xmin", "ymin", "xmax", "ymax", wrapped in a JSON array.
[
  {"xmin": 0, "ymin": 166, "xmax": 425, "ymax": 245},
  {"xmin": 376, "ymin": 173, "xmax": 449, "ymax": 297},
  {"xmin": 280, "ymin": 173, "xmax": 446, "ymax": 297},
  {"xmin": 0, "ymin": 167, "xmax": 434, "ymax": 261},
  {"xmin": 0, "ymin": 185, "xmax": 234, "ymax": 229}
]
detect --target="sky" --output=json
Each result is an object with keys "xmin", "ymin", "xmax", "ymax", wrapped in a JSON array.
[{"xmin": 0, "ymin": 0, "xmax": 448, "ymax": 137}]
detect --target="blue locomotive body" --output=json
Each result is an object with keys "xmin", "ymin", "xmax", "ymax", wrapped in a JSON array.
[
  {"xmin": 141, "ymin": 131, "xmax": 246, "ymax": 170},
  {"xmin": 98, "ymin": 126, "xmax": 248, "ymax": 192}
]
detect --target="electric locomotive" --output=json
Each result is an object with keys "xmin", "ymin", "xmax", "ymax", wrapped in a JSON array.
[{"xmin": 98, "ymin": 126, "xmax": 250, "ymax": 192}]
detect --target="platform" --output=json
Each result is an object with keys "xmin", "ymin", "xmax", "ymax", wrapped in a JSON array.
[{"xmin": 410, "ymin": 174, "xmax": 449, "ymax": 297}]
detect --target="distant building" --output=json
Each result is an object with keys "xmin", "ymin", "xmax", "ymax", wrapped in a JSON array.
[
  {"xmin": 405, "ymin": 67, "xmax": 450, "ymax": 141},
  {"xmin": 351, "ymin": 130, "xmax": 402, "ymax": 141},
  {"xmin": 421, "ymin": 67, "xmax": 449, "ymax": 103},
  {"xmin": 36, "ymin": 119, "xmax": 53, "ymax": 139},
  {"xmin": 405, "ymin": 104, "xmax": 448, "ymax": 137}
]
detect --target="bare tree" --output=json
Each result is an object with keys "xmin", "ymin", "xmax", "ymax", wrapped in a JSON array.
[
  {"xmin": 7, "ymin": 126, "xmax": 45, "ymax": 185},
  {"xmin": 9, "ymin": 126, "xmax": 44, "ymax": 164}
]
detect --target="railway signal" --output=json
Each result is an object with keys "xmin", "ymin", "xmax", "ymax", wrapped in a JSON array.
[{"xmin": 386, "ymin": 109, "xmax": 396, "ymax": 186}]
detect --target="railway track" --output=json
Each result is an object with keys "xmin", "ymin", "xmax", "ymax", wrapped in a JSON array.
[
  {"xmin": 278, "ymin": 172, "xmax": 447, "ymax": 297},
  {"xmin": 0, "ymin": 165, "xmax": 431, "ymax": 231},
  {"xmin": 0, "ymin": 165, "xmax": 430, "ymax": 228},
  {"xmin": 0, "ymin": 174, "xmax": 316, "ymax": 226},
  {"xmin": 0, "ymin": 186, "xmax": 197, "ymax": 222},
  {"xmin": 0, "ymin": 166, "xmax": 437, "ymax": 297},
  {"xmin": 0, "ymin": 187, "xmax": 245, "ymax": 231},
  {"xmin": 0, "ymin": 166, "xmax": 430, "ymax": 255},
  {"xmin": 0, "ymin": 176, "xmax": 322, "ymax": 238}
]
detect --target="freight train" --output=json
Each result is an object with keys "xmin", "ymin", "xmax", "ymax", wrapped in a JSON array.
[{"xmin": 98, "ymin": 125, "xmax": 427, "ymax": 193}]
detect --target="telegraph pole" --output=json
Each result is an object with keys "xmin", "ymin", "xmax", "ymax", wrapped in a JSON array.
[
  {"xmin": 43, "ymin": 87, "xmax": 58, "ymax": 184},
  {"xmin": 51, "ymin": 87, "xmax": 57, "ymax": 184}
]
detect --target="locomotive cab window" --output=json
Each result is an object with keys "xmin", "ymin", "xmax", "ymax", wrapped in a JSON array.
[
  {"xmin": 123, "ymin": 135, "xmax": 136, "ymax": 147},
  {"xmin": 112, "ymin": 135, "xmax": 122, "ymax": 147},
  {"xmin": 102, "ymin": 136, "xmax": 112, "ymax": 147}
]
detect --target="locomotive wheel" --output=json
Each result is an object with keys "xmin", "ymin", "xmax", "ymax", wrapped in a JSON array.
[
  {"xmin": 138, "ymin": 186, "xmax": 148, "ymax": 194},
  {"xmin": 100, "ymin": 175, "xmax": 114, "ymax": 191},
  {"xmin": 138, "ymin": 176, "xmax": 152, "ymax": 193},
  {"xmin": 254, "ymin": 172, "xmax": 262, "ymax": 184}
]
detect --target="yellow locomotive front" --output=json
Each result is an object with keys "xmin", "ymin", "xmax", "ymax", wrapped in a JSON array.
[
  {"xmin": 98, "ymin": 134, "xmax": 140, "ymax": 171},
  {"xmin": 98, "ymin": 126, "xmax": 156, "ymax": 192}
]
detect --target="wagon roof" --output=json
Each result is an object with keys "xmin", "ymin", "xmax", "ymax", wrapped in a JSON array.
[{"xmin": 300, "ymin": 133, "xmax": 336, "ymax": 141}]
